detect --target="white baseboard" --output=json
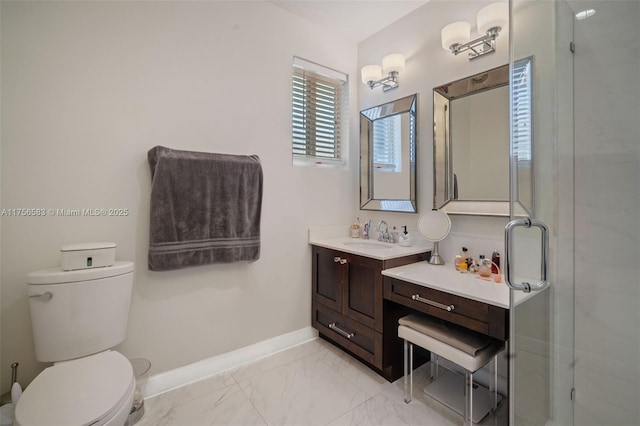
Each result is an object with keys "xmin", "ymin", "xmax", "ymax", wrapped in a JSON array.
[{"xmin": 145, "ymin": 326, "xmax": 319, "ymax": 398}]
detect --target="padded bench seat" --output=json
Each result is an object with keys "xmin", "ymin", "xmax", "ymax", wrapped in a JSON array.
[{"xmin": 399, "ymin": 314, "xmax": 504, "ymax": 425}]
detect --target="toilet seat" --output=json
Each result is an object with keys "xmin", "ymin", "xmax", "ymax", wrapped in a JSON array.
[{"xmin": 15, "ymin": 351, "xmax": 135, "ymax": 426}]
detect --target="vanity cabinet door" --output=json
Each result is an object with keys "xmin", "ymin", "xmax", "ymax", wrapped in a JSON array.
[
  {"xmin": 312, "ymin": 246, "xmax": 344, "ymax": 312},
  {"xmin": 312, "ymin": 246, "xmax": 382, "ymax": 331},
  {"xmin": 344, "ymin": 254, "xmax": 382, "ymax": 332}
]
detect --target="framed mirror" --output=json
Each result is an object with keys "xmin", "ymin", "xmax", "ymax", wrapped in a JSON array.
[
  {"xmin": 433, "ymin": 61, "xmax": 533, "ymax": 216},
  {"xmin": 360, "ymin": 94, "xmax": 417, "ymax": 213}
]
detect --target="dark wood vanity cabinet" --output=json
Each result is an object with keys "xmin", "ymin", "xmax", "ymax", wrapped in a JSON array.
[
  {"xmin": 311, "ymin": 245, "xmax": 428, "ymax": 376},
  {"xmin": 383, "ymin": 276, "xmax": 508, "ymax": 341}
]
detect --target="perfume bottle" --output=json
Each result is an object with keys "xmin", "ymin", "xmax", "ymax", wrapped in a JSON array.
[
  {"xmin": 461, "ymin": 247, "xmax": 471, "ymax": 267},
  {"xmin": 478, "ymin": 255, "xmax": 492, "ymax": 278},
  {"xmin": 455, "ymin": 247, "xmax": 469, "ymax": 272},
  {"xmin": 491, "ymin": 250, "xmax": 500, "ymax": 274}
]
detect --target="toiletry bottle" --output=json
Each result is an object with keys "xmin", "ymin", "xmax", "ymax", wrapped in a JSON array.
[
  {"xmin": 478, "ymin": 255, "xmax": 492, "ymax": 278},
  {"xmin": 350, "ymin": 218, "xmax": 361, "ymax": 238},
  {"xmin": 462, "ymin": 247, "xmax": 471, "ymax": 269},
  {"xmin": 467, "ymin": 248, "xmax": 478, "ymax": 273},
  {"xmin": 491, "ymin": 250, "xmax": 500, "ymax": 275},
  {"xmin": 456, "ymin": 247, "xmax": 469, "ymax": 272},
  {"xmin": 390, "ymin": 226, "xmax": 399, "ymax": 244},
  {"xmin": 455, "ymin": 255, "xmax": 467, "ymax": 272}
]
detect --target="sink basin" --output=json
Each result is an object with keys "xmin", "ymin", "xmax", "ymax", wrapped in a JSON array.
[{"xmin": 343, "ymin": 241, "xmax": 393, "ymax": 250}]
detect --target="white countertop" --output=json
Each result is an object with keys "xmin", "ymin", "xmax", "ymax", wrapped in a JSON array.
[
  {"xmin": 382, "ymin": 261, "xmax": 538, "ymax": 309},
  {"xmin": 309, "ymin": 237, "xmax": 430, "ymax": 261}
]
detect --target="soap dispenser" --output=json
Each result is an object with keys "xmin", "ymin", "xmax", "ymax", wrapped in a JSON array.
[{"xmin": 398, "ymin": 226, "xmax": 412, "ymax": 247}]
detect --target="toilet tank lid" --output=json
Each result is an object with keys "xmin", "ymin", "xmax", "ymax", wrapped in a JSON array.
[
  {"xmin": 61, "ymin": 242, "xmax": 116, "ymax": 252},
  {"xmin": 27, "ymin": 261, "xmax": 134, "ymax": 285}
]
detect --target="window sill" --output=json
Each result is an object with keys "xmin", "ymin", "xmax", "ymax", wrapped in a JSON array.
[{"xmin": 293, "ymin": 156, "xmax": 347, "ymax": 170}]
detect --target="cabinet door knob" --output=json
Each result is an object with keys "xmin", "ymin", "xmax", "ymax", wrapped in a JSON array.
[
  {"xmin": 334, "ymin": 257, "xmax": 341, "ymax": 263},
  {"xmin": 339, "ymin": 259, "xmax": 347, "ymax": 265}
]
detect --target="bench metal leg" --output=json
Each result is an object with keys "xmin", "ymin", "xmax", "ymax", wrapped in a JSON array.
[
  {"xmin": 464, "ymin": 371, "xmax": 473, "ymax": 426},
  {"xmin": 404, "ymin": 339, "xmax": 413, "ymax": 403},
  {"xmin": 490, "ymin": 354, "xmax": 498, "ymax": 411},
  {"xmin": 430, "ymin": 353, "xmax": 439, "ymax": 380}
]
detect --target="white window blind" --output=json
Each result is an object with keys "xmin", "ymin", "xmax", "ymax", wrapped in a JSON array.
[
  {"xmin": 512, "ymin": 58, "xmax": 532, "ymax": 162},
  {"xmin": 373, "ymin": 115, "xmax": 402, "ymax": 172},
  {"xmin": 292, "ymin": 57, "xmax": 347, "ymax": 166}
]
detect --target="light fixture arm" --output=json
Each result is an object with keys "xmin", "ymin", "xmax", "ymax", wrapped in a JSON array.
[
  {"xmin": 366, "ymin": 71, "xmax": 399, "ymax": 92},
  {"xmin": 449, "ymin": 26, "xmax": 502, "ymax": 60}
]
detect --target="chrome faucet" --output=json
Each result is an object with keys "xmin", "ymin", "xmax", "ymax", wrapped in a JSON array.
[{"xmin": 377, "ymin": 220, "xmax": 390, "ymax": 242}]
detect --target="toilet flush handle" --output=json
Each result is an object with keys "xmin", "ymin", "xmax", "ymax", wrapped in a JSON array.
[{"xmin": 29, "ymin": 292, "xmax": 53, "ymax": 302}]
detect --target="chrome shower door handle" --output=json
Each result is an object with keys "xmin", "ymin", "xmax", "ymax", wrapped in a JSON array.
[{"xmin": 504, "ymin": 217, "xmax": 550, "ymax": 293}]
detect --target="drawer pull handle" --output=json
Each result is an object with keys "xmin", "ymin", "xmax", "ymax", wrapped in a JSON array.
[
  {"xmin": 328, "ymin": 322, "xmax": 354, "ymax": 339},
  {"xmin": 411, "ymin": 294, "xmax": 455, "ymax": 312}
]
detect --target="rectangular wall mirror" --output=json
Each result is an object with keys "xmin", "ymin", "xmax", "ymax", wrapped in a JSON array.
[
  {"xmin": 433, "ymin": 61, "xmax": 533, "ymax": 216},
  {"xmin": 360, "ymin": 94, "xmax": 417, "ymax": 213}
]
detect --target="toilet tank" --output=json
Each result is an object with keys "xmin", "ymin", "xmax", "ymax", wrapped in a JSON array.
[{"xmin": 27, "ymin": 262, "xmax": 134, "ymax": 362}]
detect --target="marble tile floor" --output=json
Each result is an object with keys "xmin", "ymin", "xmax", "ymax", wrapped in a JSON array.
[{"xmin": 138, "ymin": 338, "xmax": 507, "ymax": 426}]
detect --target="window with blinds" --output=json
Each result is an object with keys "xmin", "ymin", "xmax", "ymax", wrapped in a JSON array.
[
  {"xmin": 292, "ymin": 57, "xmax": 348, "ymax": 167},
  {"xmin": 512, "ymin": 57, "xmax": 532, "ymax": 162},
  {"xmin": 373, "ymin": 115, "xmax": 402, "ymax": 173}
]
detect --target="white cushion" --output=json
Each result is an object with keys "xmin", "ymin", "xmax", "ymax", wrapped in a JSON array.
[{"xmin": 399, "ymin": 314, "xmax": 491, "ymax": 356}]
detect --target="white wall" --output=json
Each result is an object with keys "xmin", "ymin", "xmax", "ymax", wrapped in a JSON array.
[
  {"xmin": 358, "ymin": 0, "xmax": 510, "ymax": 267},
  {"xmin": 0, "ymin": 0, "xmax": 359, "ymax": 393}
]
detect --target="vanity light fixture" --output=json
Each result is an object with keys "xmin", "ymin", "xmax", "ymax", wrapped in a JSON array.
[
  {"xmin": 361, "ymin": 53, "xmax": 405, "ymax": 92},
  {"xmin": 441, "ymin": 2, "xmax": 508, "ymax": 60}
]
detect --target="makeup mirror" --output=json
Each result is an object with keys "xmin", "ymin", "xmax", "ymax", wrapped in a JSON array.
[{"xmin": 417, "ymin": 210, "xmax": 451, "ymax": 265}]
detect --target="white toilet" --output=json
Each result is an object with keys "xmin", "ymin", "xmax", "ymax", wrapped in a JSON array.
[{"xmin": 15, "ymin": 258, "xmax": 136, "ymax": 426}]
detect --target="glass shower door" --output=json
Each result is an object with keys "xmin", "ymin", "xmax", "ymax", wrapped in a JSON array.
[{"xmin": 507, "ymin": 0, "xmax": 575, "ymax": 425}]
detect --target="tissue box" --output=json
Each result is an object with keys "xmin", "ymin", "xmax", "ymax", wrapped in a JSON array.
[{"xmin": 61, "ymin": 242, "xmax": 116, "ymax": 271}]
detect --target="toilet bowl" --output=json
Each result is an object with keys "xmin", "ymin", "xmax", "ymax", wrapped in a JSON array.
[
  {"xmin": 15, "ymin": 351, "xmax": 135, "ymax": 426},
  {"xmin": 19, "ymin": 254, "xmax": 136, "ymax": 426}
]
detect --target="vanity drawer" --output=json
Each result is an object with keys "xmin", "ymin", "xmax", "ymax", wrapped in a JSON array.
[
  {"xmin": 383, "ymin": 276, "xmax": 507, "ymax": 340},
  {"xmin": 313, "ymin": 301, "xmax": 382, "ymax": 369}
]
